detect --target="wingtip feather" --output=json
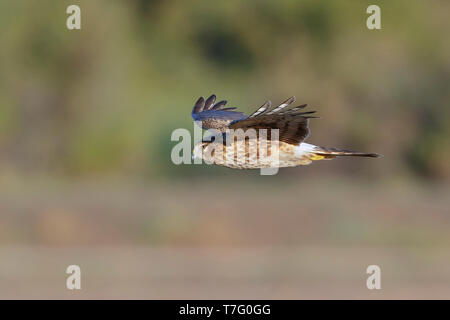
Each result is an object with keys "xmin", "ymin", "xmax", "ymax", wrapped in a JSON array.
[
  {"xmin": 211, "ymin": 100, "xmax": 228, "ymax": 110},
  {"xmin": 204, "ymin": 94, "xmax": 217, "ymax": 110},
  {"xmin": 192, "ymin": 96, "xmax": 205, "ymax": 114},
  {"xmin": 284, "ymin": 96, "xmax": 296, "ymax": 105}
]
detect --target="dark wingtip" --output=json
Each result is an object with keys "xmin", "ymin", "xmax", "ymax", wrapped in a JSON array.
[
  {"xmin": 211, "ymin": 100, "xmax": 228, "ymax": 110},
  {"xmin": 285, "ymin": 96, "xmax": 295, "ymax": 105},
  {"xmin": 204, "ymin": 94, "xmax": 217, "ymax": 110},
  {"xmin": 360, "ymin": 152, "xmax": 382, "ymax": 158},
  {"xmin": 283, "ymin": 96, "xmax": 296, "ymax": 105},
  {"xmin": 193, "ymin": 96, "xmax": 205, "ymax": 114},
  {"xmin": 298, "ymin": 111, "xmax": 316, "ymax": 115},
  {"xmin": 370, "ymin": 153, "xmax": 382, "ymax": 158}
]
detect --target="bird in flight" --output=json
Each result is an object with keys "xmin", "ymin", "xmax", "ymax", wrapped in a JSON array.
[{"xmin": 191, "ymin": 94, "xmax": 380, "ymax": 169}]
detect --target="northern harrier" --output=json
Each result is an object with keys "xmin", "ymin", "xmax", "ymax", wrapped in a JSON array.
[{"xmin": 191, "ymin": 94, "xmax": 379, "ymax": 169}]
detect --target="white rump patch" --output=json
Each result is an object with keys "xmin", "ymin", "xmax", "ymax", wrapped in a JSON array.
[{"xmin": 295, "ymin": 142, "xmax": 318, "ymax": 157}]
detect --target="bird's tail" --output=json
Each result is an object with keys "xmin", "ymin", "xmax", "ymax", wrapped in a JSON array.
[{"xmin": 310, "ymin": 145, "xmax": 380, "ymax": 160}]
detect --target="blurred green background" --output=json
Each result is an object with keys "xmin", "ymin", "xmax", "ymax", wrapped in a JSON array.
[{"xmin": 0, "ymin": 0, "xmax": 449, "ymax": 299}]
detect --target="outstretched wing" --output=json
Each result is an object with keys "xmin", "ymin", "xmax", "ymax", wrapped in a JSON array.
[
  {"xmin": 228, "ymin": 96, "xmax": 317, "ymax": 145},
  {"xmin": 191, "ymin": 94, "xmax": 247, "ymax": 132}
]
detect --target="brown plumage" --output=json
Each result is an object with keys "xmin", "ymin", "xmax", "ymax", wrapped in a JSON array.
[{"xmin": 192, "ymin": 95, "xmax": 380, "ymax": 169}]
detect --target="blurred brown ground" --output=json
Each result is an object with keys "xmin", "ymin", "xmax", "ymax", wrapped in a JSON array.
[
  {"xmin": 2, "ymin": 245, "xmax": 450, "ymax": 299},
  {"xmin": 0, "ymin": 177, "xmax": 449, "ymax": 299}
]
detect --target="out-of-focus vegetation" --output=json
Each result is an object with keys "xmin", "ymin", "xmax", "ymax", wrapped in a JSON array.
[{"xmin": 0, "ymin": 0, "xmax": 449, "ymax": 181}]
